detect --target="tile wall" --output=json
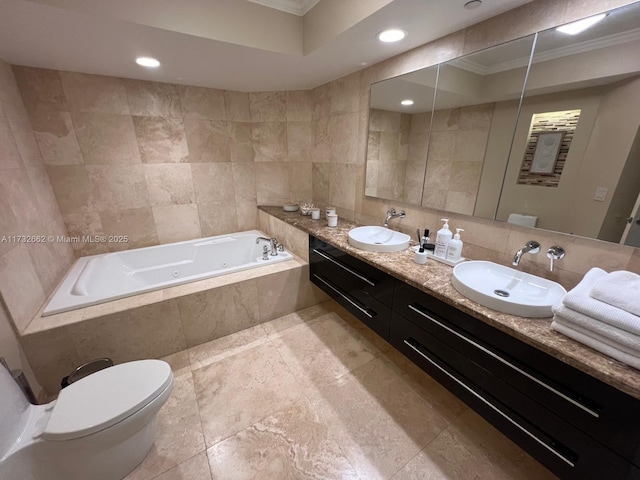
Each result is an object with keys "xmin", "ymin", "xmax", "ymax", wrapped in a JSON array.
[
  {"xmin": 3, "ymin": 0, "xmax": 640, "ymax": 362},
  {"xmin": 12, "ymin": 68, "xmax": 316, "ymax": 257},
  {"xmin": 365, "ymin": 108, "xmax": 411, "ymax": 200},
  {"xmin": 422, "ymin": 104, "xmax": 494, "ymax": 215},
  {"xmin": 0, "ymin": 58, "xmax": 75, "ymax": 393}
]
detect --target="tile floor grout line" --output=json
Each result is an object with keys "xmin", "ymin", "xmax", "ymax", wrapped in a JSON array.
[
  {"xmin": 147, "ymin": 450, "xmax": 211, "ymax": 480},
  {"xmin": 185, "ymin": 324, "xmax": 271, "ymax": 372},
  {"xmin": 387, "ymin": 418, "xmax": 458, "ymax": 480},
  {"xmin": 203, "ymin": 397, "xmax": 307, "ymax": 452},
  {"xmin": 188, "ymin": 368, "xmax": 210, "ymax": 461}
]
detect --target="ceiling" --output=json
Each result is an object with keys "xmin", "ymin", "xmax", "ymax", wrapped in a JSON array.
[
  {"xmin": 370, "ymin": 4, "xmax": 640, "ymax": 113},
  {"xmin": 0, "ymin": 0, "xmax": 533, "ymax": 92},
  {"xmin": 247, "ymin": 0, "xmax": 321, "ymax": 16}
]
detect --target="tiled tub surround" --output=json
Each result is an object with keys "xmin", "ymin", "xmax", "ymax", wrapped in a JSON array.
[
  {"xmin": 21, "ymin": 249, "xmax": 328, "ymax": 395},
  {"xmin": 259, "ymin": 206, "xmax": 640, "ymax": 401},
  {"xmin": 43, "ymin": 230, "xmax": 294, "ymax": 316}
]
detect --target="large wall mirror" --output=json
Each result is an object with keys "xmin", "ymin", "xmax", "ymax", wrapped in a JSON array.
[
  {"xmin": 365, "ymin": 66, "xmax": 437, "ymax": 204},
  {"xmin": 423, "ymin": 35, "xmax": 535, "ymax": 215},
  {"xmin": 365, "ymin": 1, "xmax": 640, "ymax": 247},
  {"xmin": 495, "ymin": 2, "xmax": 640, "ymax": 247}
]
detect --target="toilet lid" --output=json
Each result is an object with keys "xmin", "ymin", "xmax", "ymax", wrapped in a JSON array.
[{"xmin": 43, "ymin": 359, "xmax": 173, "ymax": 441}]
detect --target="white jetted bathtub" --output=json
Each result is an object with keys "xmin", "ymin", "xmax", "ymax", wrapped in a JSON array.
[{"xmin": 43, "ymin": 230, "xmax": 293, "ymax": 316}]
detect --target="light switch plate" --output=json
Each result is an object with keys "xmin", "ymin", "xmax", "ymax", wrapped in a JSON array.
[{"xmin": 594, "ymin": 187, "xmax": 608, "ymax": 202}]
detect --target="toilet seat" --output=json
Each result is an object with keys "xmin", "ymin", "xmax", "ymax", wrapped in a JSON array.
[{"xmin": 42, "ymin": 359, "xmax": 172, "ymax": 441}]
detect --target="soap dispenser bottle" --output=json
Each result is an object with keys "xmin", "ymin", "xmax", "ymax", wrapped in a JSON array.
[
  {"xmin": 446, "ymin": 228, "xmax": 464, "ymax": 262},
  {"xmin": 434, "ymin": 219, "xmax": 452, "ymax": 258}
]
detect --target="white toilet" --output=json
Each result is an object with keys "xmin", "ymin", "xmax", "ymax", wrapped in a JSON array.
[{"xmin": 0, "ymin": 359, "xmax": 173, "ymax": 480}]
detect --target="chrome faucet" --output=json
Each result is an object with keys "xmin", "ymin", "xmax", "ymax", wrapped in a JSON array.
[
  {"xmin": 256, "ymin": 236, "xmax": 279, "ymax": 256},
  {"xmin": 512, "ymin": 240, "xmax": 540, "ymax": 266},
  {"xmin": 384, "ymin": 208, "xmax": 406, "ymax": 227}
]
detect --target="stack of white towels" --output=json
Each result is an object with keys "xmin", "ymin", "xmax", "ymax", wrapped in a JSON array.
[{"xmin": 552, "ymin": 267, "xmax": 640, "ymax": 369}]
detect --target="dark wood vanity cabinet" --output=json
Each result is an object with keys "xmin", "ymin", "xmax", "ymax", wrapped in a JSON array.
[
  {"xmin": 309, "ymin": 235, "xmax": 394, "ymax": 338},
  {"xmin": 392, "ymin": 282, "xmax": 640, "ymax": 480},
  {"xmin": 308, "ymin": 235, "xmax": 640, "ymax": 480}
]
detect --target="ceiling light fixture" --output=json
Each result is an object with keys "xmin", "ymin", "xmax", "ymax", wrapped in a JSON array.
[
  {"xmin": 401, "ymin": 99, "xmax": 414, "ymax": 106},
  {"xmin": 136, "ymin": 57, "xmax": 160, "ymax": 68},
  {"xmin": 464, "ymin": 0, "xmax": 482, "ymax": 10},
  {"xmin": 556, "ymin": 13, "xmax": 606, "ymax": 35},
  {"xmin": 377, "ymin": 29, "xmax": 407, "ymax": 43}
]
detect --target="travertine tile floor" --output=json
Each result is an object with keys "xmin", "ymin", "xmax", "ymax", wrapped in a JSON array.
[{"xmin": 125, "ymin": 300, "xmax": 558, "ymax": 480}]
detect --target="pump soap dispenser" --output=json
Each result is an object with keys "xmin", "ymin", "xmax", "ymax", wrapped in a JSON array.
[
  {"xmin": 446, "ymin": 228, "xmax": 464, "ymax": 262},
  {"xmin": 434, "ymin": 219, "xmax": 452, "ymax": 258}
]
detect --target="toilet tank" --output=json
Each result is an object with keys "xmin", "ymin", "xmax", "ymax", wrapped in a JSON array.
[{"xmin": 0, "ymin": 364, "xmax": 30, "ymax": 459}]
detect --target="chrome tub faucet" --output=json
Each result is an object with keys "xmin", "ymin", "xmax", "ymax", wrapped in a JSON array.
[{"xmin": 256, "ymin": 236, "xmax": 279, "ymax": 257}]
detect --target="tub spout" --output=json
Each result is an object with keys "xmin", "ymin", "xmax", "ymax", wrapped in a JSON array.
[{"xmin": 256, "ymin": 236, "xmax": 279, "ymax": 256}]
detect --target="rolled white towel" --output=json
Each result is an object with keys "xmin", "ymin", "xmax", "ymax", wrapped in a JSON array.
[
  {"xmin": 562, "ymin": 268, "xmax": 640, "ymax": 336},
  {"xmin": 552, "ymin": 309, "xmax": 640, "ymax": 357},
  {"xmin": 590, "ymin": 270, "xmax": 640, "ymax": 317},
  {"xmin": 552, "ymin": 321, "xmax": 640, "ymax": 370}
]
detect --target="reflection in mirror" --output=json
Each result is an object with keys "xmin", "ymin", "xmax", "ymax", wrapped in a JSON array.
[
  {"xmin": 495, "ymin": 3, "xmax": 640, "ymax": 247},
  {"xmin": 424, "ymin": 35, "xmax": 535, "ymax": 214},
  {"xmin": 365, "ymin": 66, "xmax": 437, "ymax": 204}
]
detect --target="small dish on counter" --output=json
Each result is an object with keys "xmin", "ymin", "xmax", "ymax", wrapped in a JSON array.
[{"xmin": 283, "ymin": 203, "xmax": 299, "ymax": 212}]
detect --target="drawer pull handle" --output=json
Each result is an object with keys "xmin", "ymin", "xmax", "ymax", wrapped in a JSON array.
[
  {"xmin": 313, "ymin": 274, "xmax": 375, "ymax": 318},
  {"xmin": 403, "ymin": 338, "xmax": 577, "ymax": 468},
  {"xmin": 408, "ymin": 304, "xmax": 600, "ymax": 419},
  {"xmin": 312, "ymin": 249, "xmax": 377, "ymax": 286}
]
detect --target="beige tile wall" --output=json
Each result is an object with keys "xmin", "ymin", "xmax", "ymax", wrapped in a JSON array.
[
  {"xmin": 4, "ymin": 1, "xmax": 639, "ymax": 345},
  {"xmin": 0, "ymin": 58, "xmax": 74, "ymax": 369},
  {"xmin": 422, "ymin": 104, "xmax": 494, "ymax": 215},
  {"xmin": 13, "ymin": 68, "xmax": 315, "ymax": 257},
  {"xmin": 365, "ymin": 108, "xmax": 411, "ymax": 201}
]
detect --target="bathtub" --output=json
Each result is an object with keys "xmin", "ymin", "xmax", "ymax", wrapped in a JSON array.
[{"xmin": 43, "ymin": 230, "xmax": 293, "ymax": 316}]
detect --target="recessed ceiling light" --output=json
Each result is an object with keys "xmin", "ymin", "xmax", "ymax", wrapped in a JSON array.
[
  {"xmin": 377, "ymin": 29, "xmax": 407, "ymax": 43},
  {"xmin": 556, "ymin": 13, "xmax": 606, "ymax": 35},
  {"xmin": 464, "ymin": 0, "xmax": 482, "ymax": 10},
  {"xmin": 401, "ymin": 99, "xmax": 414, "ymax": 106},
  {"xmin": 136, "ymin": 57, "xmax": 160, "ymax": 68}
]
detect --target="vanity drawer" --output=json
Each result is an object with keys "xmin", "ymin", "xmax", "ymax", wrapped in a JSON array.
[
  {"xmin": 311, "ymin": 271, "xmax": 391, "ymax": 339},
  {"xmin": 309, "ymin": 236, "xmax": 394, "ymax": 307},
  {"xmin": 393, "ymin": 281, "xmax": 640, "ymax": 467},
  {"xmin": 390, "ymin": 312, "xmax": 640, "ymax": 480}
]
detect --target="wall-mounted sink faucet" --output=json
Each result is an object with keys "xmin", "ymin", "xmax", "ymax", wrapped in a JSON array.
[
  {"xmin": 512, "ymin": 240, "xmax": 540, "ymax": 266},
  {"xmin": 547, "ymin": 246, "xmax": 565, "ymax": 272},
  {"xmin": 384, "ymin": 208, "xmax": 406, "ymax": 227}
]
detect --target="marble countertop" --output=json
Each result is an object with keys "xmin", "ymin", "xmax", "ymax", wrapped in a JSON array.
[{"xmin": 260, "ymin": 206, "xmax": 640, "ymax": 400}]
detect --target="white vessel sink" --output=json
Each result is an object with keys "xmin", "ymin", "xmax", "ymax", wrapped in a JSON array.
[
  {"xmin": 451, "ymin": 260, "xmax": 566, "ymax": 318},
  {"xmin": 348, "ymin": 226, "xmax": 410, "ymax": 253}
]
